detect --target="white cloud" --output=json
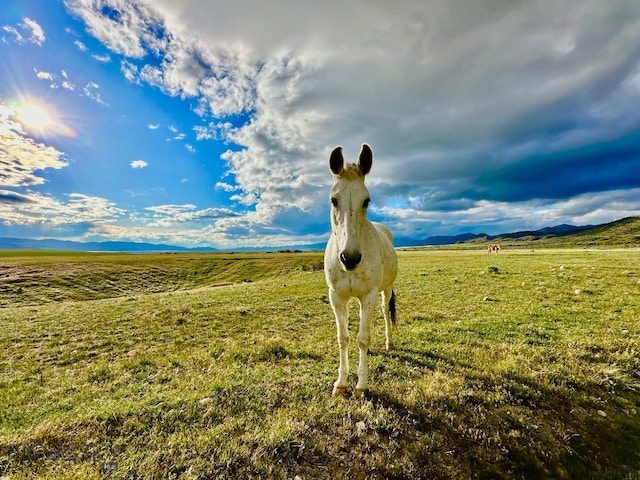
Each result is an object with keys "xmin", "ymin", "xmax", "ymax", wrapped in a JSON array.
[
  {"xmin": 34, "ymin": 69, "xmax": 107, "ymax": 105},
  {"xmin": 92, "ymin": 53, "xmax": 112, "ymax": 63},
  {"xmin": 20, "ymin": 18, "xmax": 45, "ymax": 46},
  {"xmin": 35, "ymin": 68, "xmax": 63, "ymax": 89},
  {"xmin": 130, "ymin": 160, "xmax": 148, "ymax": 169},
  {"xmin": 65, "ymin": 0, "xmax": 165, "ymax": 58},
  {"xmin": 82, "ymin": 82, "xmax": 107, "ymax": 105},
  {"xmin": 146, "ymin": 204, "xmax": 195, "ymax": 215},
  {"xmin": 147, "ymin": 123, "xmax": 160, "ymax": 129},
  {"xmin": 74, "ymin": 39, "xmax": 88, "ymax": 51},
  {"xmin": 194, "ymin": 121, "xmax": 234, "ymax": 141},
  {"xmin": 0, "ymin": 191, "xmax": 125, "ymax": 227},
  {"xmin": 215, "ymin": 182, "xmax": 239, "ymax": 192},
  {"xmin": 35, "ymin": 69, "xmax": 54, "ymax": 80},
  {"xmin": 3, "ymin": 17, "xmax": 45, "ymax": 46},
  {"xmin": 120, "ymin": 59, "xmax": 139, "ymax": 82},
  {"xmin": 143, "ymin": 204, "xmax": 240, "ymax": 228},
  {"xmin": 2, "ymin": 25, "xmax": 23, "ymax": 43},
  {"xmin": 64, "ymin": 0, "xmax": 640, "ymax": 242},
  {"xmin": 83, "ymin": 216, "xmax": 327, "ymax": 248}
]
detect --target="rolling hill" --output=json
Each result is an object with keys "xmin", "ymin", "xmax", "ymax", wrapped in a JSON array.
[
  {"xmin": 397, "ymin": 216, "xmax": 640, "ymax": 248},
  {"xmin": 472, "ymin": 216, "xmax": 640, "ymax": 247}
]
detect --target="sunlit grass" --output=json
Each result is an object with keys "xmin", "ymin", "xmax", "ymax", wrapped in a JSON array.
[{"xmin": 1, "ymin": 249, "xmax": 639, "ymax": 479}]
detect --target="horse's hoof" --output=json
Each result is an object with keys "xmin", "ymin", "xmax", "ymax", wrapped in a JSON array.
[
  {"xmin": 386, "ymin": 343, "xmax": 395, "ymax": 352},
  {"xmin": 355, "ymin": 387, "xmax": 368, "ymax": 398},
  {"xmin": 332, "ymin": 386, "xmax": 347, "ymax": 397}
]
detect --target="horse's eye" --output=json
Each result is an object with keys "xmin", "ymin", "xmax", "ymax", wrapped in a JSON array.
[
  {"xmin": 331, "ymin": 197, "xmax": 338, "ymax": 208},
  {"xmin": 363, "ymin": 198, "xmax": 370, "ymax": 209}
]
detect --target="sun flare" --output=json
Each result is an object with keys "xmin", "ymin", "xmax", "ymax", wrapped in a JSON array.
[
  {"xmin": 17, "ymin": 103, "xmax": 51, "ymax": 129},
  {"xmin": 13, "ymin": 100, "xmax": 76, "ymax": 138}
]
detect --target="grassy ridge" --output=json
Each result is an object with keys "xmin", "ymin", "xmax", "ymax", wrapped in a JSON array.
[
  {"xmin": 1, "ymin": 249, "xmax": 639, "ymax": 479},
  {"xmin": 0, "ymin": 251, "xmax": 323, "ymax": 307}
]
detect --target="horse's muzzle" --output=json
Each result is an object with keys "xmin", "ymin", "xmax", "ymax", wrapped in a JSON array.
[{"xmin": 340, "ymin": 251, "xmax": 362, "ymax": 270}]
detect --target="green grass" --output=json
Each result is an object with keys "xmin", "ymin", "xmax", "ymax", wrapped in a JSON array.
[{"xmin": 1, "ymin": 249, "xmax": 639, "ymax": 479}]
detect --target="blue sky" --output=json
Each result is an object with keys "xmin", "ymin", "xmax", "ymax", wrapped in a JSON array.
[{"xmin": 1, "ymin": 0, "xmax": 640, "ymax": 248}]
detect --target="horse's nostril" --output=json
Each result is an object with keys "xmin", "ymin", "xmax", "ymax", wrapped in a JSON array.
[{"xmin": 340, "ymin": 252, "xmax": 362, "ymax": 270}]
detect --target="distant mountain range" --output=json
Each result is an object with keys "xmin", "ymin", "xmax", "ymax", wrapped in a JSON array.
[
  {"xmin": 394, "ymin": 222, "xmax": 596, "ymax": 247},
  {"xmin": 0, "ymin": 216, "xmax": 638, "ymax": 252},
  {"xmin": 398, "ymin": 216, "xmax": 640, "ymax": 247},
  {"xmin": 0, "ymin": 238, "xmax": 216, "ymax": 252}
]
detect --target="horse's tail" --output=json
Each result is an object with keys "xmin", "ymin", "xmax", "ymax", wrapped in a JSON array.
[{"xmin": 389, "ymin": 289, "xmax": 396, "ymax": 326}]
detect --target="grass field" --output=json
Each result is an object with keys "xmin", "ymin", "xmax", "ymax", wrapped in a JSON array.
[{"xmin": 1, "ymin": 248, "xmax": 639, "ymax": 479}]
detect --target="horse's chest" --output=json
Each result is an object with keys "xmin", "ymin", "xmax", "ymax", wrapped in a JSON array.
[{"xmin": 329, "ymin": 266, "xmax": 382, "ymax": 298}]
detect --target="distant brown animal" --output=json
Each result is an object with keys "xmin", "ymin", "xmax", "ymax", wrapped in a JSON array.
[{"xmin": 487, "ymin": 244, "xmax": 501, "ymax": 255}]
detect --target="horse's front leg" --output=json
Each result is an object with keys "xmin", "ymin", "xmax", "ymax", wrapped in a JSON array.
[
  {"xmin": 329, "ymin": 288, "xmax": 350, "ymax": 397},
  {"xmin": 355, "ymin": 293, "xmax": 377, "ymax": 396}
]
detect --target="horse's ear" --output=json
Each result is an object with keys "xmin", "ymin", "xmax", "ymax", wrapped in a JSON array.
[
  {"xmin": 358, "ymin": 144, "xmax": 372, "ymax": 176},
  {"xmin": 329, "ymin": 146, "xmax": 344, "ymax": 175}
]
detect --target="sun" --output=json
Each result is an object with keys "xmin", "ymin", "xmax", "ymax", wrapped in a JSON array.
[
  {"xmin": 11, "ymin": 98, "xmax": 77, "ymax": 138},
  {"xmin": 17, "ymin": 103, "xmax": 51, "ymax": 129}
]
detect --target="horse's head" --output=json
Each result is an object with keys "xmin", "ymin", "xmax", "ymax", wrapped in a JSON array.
[{"xmin": 328, "ymin": 144, "xmax": 373, "ymax": 271}]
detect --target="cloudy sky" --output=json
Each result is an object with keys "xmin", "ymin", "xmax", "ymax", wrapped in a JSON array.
[{"xmin": 2, "ymin": 0, "xmax": 640, "ymax": 248}]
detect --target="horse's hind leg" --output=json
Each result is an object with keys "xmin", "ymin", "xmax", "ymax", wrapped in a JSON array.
[
  {"xmin": 329, "ymin": 289, "xmax": 350, "ymax": 397},
  {"xmin": 381, "ymin": 288, "xmax": 396, "ymax": 351}
]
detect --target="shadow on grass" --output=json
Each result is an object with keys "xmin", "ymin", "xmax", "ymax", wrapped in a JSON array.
[{"xmin": 365, "ymin": 345, "xmax": 640, "ymax": 480}]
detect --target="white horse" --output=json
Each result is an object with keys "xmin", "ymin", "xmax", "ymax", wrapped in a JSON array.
[
  {"xmin": 324, "ymin": 144, "xmax": 398, "ymax": 397},
  {"xmin": 487, "ymin": 244, "xmax": 501, "ymax": 255}
]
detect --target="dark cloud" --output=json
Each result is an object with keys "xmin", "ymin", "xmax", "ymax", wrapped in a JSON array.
[
  {"xmin": 471, "ymin": 132, "xmax": 640, "ymax": 202},
  {"xmin": 0, "ymin": 190, "xmax": 35, "ymax": 204}
]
